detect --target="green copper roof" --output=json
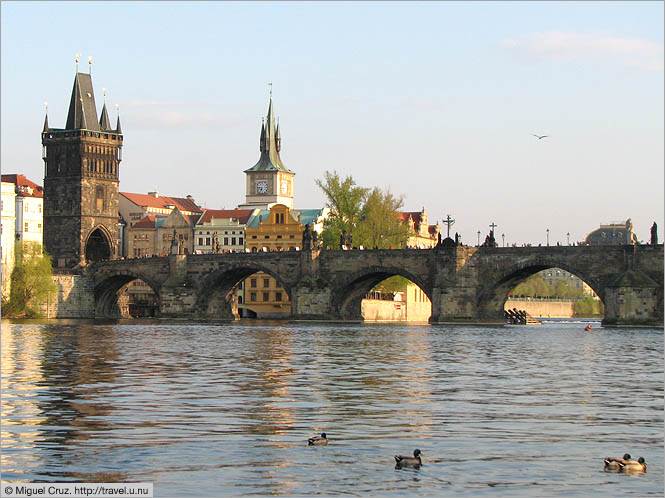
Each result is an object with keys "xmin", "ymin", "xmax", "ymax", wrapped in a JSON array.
[{"xmin": 244, "ymin": 97, "xmax": 294, "ymax": 174}]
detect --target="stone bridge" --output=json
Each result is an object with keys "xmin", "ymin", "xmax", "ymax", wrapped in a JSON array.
[{"xmin": 79, "ymin": 244, "xmax": 664, "ymax": 327}]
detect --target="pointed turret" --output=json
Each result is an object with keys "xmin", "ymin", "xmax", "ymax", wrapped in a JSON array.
[
  {"xmin": 65, "ymin": 72, "xmax": 100, "ymax": 131},
  {"xmin": 115, "ymin": 115, "xmax": 122, "ymax": 134},
  {"xmin": 99, "ymin": 102, "xmax": 111, "ymax": 131},
  {"xmin": 43, "ymin": 112, "xmax": 49, "ymax": 132},
  {"xmin": 276, "ymin": 119, "xmax": 281, "ymax": 152},
  {"xmin": 245, "ymin": 95, "xmax": 293, "ymax": 174}
]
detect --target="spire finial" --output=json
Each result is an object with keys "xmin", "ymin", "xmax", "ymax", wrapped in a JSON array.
[
  {"xmin": 88, "ymin": 56, "xmax": 92, "ymax": 74},
  {"xmin": 75, "ymin": 53, "xmax": 80, "ymax": 72},
  {"xmin": 115, "ymin": 103, "xmax": 119, "ymax": 114},
  {"xmin": 268, "ymin": 81, "xmax": 273, "ymax": 99},
  {"xmin": 44, "ymin": 101, "xmax": 48, "ymax": 113},
  {"xmin": 103, "ymin": 88, "xmax": 107, "ymax": 103}
]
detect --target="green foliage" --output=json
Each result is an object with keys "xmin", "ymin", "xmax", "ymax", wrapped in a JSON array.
[
  {"xmin": 509, "ymin": 272, "xmax": 587, "ymax": 299},
  {"xmin": 573, "ymin": 296, "xmax": 604, "ymax": 317},
  {"xmin": 373, "ymin": 276, "xmax": 410, "ymax": 294},
  {"xmin": 316, "ymin": 171, "xmax": 410, "ymax": 249},
  {"xmin": 2, "ymin": 242, "xmax": 57, "ymax": 318},
  {"xmin": 315, "ymin": 171, "xmax": 368, "ymax": 249},
  {"xmin": 356, "ymin": 187, "xmax": 410, "ymax": 249}
]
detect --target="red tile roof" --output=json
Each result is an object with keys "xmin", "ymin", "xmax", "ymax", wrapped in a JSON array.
[
  {"xmin": 1, "ymin": 174, "xmax": 44, "ymax": 198},
  {"xmin": 132, "ymin": 215, "xmax": 156, "ymax": 228},
  {"xmin": 197, "ymin": 209, "xmax": 254, "ymax": 225},
  {"xmin": 120, "ymin": 192, "xmax": 202, "ymax": 213}
]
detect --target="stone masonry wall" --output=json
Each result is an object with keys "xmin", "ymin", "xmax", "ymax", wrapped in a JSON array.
[{"xmin": 40, "ymin": 274, "xmax": 95, "ymax": 318}]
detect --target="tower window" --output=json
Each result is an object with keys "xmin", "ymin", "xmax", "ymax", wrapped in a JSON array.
[{"xmin": 96, "ymin": 186, "xmax": 105, "ymax": 212}]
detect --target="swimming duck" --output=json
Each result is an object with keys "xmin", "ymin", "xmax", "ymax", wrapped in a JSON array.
[
  {"xmin": 308, "ymin": 433, "xmax": 328, "ymax": 446},
  {"xmin": 604, "ymin": 453, "xmax": 631, "ymax": 470},
  {"xmin": 619, "ymin": 457, "xmax": 646, "ymax": 473},
  {"xmin": 394, "ymin": 449, "xmax": 422, "ymax": 467}
]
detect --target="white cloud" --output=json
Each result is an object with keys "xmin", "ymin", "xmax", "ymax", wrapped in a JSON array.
[{"xmin": 501, "ymin": 31, "xmax": 663, "ymax": 71}]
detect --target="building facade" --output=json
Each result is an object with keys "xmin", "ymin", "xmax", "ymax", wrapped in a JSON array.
[
  {"xmin": 1, "ymin": 182, "xmax": 17, "ymax": 298},
  {"xmin": 1, "ymin": 174, "xmax": 44, "ymax": 248},
  {"xmin": 194, "ymin": 209, "xmax": 256, "ymax": 254},
  {"xmin": 42, "ymin": 69, "xmax": 123, "ymax": 267},
  {"xmin": 584, "ymin": 219, "xmax": 637, "ymax": 246},
  {"xmin": 398, "ymin": 208, "xmax": 440, "ymax": 248}
]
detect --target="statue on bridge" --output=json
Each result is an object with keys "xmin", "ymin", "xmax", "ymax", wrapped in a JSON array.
[
  {"xmin": 340, "ymin": 229, "xmax": 352, "ymax": 250},
  {"xmin": 212, "ymin": 233, "xmax": 220, "ymax": 254},
  {"xmin": 302, "ymin": 224, "xmax": 312, "ymax": 250},
  {"xmin": 651, "ymin": 222, "xmax": 658, "ymax": 245},
  {"xmin": 481, "ymin": 230, "xmax": 498, "ymax": 248}
]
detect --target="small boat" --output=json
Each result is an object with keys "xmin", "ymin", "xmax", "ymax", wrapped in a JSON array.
[{"xmin": 584, "ymin": 324, "xmax": 592, "ymax": 331}]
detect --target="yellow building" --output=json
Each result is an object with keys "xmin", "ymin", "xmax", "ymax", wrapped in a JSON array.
[{"xmin": 240, "ymin": 205, "xmax": 327, "ymax": 318}]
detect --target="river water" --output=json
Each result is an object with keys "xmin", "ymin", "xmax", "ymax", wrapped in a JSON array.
[{"xmin": 1, "ymin": 319, "xmax": 662, "ymax": 497}]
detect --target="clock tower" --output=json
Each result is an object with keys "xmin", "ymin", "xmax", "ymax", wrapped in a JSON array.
[{"xmin": 240, "ymin": 94, "xmax": 294, "ymax": 209}]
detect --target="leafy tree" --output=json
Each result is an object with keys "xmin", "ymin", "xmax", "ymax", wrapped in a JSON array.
[
  {"xmin": 2, "ymin": 242, "xmax": 57, "ymax": 318},
  {"xmin": 315, "ymin": 171, "xmax": 368, "ymax": 248},
  {"xmin": 573, "ymin": 296, "xmax": 604, "ymax": 317},
  {"xmin": 356, "ymin": 187, "xmax": 411, "ymax": 249},
  {"xmin": 373, "ymin": 275, "xmax": 410, "ymax": 294}
]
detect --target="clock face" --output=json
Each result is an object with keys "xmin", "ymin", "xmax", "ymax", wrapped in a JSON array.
[
  {"xmin": 256, "ymin": 181, "xmax": 268, "ymax": 194},
  {"xmin": 281, "ymin": 181, "xmax": 288, "ymax": 195}
]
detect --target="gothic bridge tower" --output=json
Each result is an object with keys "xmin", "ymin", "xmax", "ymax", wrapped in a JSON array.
[{"xmin": 42, "ymin": 64, "xmax": 123, "ymax": 268}]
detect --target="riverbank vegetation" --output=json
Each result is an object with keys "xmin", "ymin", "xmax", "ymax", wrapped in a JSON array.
[{"xmin": 1, "ymin": 242, "xmax": 57, "ymax": 318}]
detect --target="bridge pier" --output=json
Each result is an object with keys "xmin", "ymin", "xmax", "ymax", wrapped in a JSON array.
[{"xmin": 602, "ymin": 271, "xmax": 663, "ymax": 327}]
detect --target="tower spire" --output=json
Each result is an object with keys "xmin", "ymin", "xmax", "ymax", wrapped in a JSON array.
[
  {"xmin": 43, "ymin": 102, "xmax": 49, "ymax": 132},
  {"xmin": 115, "ymin": 104, "xmax": 122, "ymax": 133}
]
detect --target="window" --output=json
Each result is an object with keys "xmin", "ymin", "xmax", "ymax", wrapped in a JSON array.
[
  {"xmin": 277, "ymin": 235, "xmax": 282, "ymax": 239},
  {"xmin": 275, "ymin": 292, "xmax": 282, "ymax": 302},
  {"xmin": 252, "ymin": 235, "xmax": 257, "ymax": 239},
  {"xmin": 263, "ymin": 278, "xmax": 270, "ymax": 288},
  {"xmin": 239, "ymin": 237, "xmax": 244, "ymax": 245},
  {"xmin": 250, "ymin": 278, "xmax": 257, "ymax": 288},
  {"xmin": 224, "ymin": 237, "xmax": 229, "ymax": 245},
  {"xmin": 250, "ymin": 292, "xmax": 257, "ymax": 302},
  {"xmin": 96, "ymin": 186, "xmax": 104, "ymax": 211},
  {"xmin": 198, "ymin": 238, "xmax": 203, "ymax": 246},
  {"xmin": 238, "ymin": 296, "xmax": 243, "ymax": 304},
  {"xmin": 24, "ymin": 222, "xmax": 29, "ymax": 232},
  {"xmin": 205, "ymin": 237, "xmax": 211, "ymax": 245},
  {"xmin": 38, "ymin": 223, "xmax": 42, "ymax": 233},
  {"xmin": 231, "ymin": 237, "xmax": 236, "ymax": 245},
  {"xmin": 263, "ymin": 292, "xmax": 270, "ymax": 302},
  {"xmin": 265, "ymin": 235, "xmax": 270, "ymax": 239},
  {"xmin": 38, "ymin": 204, "xmax": 42, "ymax": 213},
  {"xmin": 25, "ymin": 204, "xmax": 29, "ymax": 212}
]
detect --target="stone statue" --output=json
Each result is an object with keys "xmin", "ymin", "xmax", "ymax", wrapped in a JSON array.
[
  {"xmin": 311, "ymin": 227, "xmax": 318, "ymax": 247},
  {"xmin": 302, "ymin": 224, "xmax": 312, "ymax": 250},
  {"xmin": 651, "ymin": 222, "xmax": 658, "ymax": 245},
  {"xmin": 340, "ymin": 229, "xmax": 347, "ymax": 249},
  {"xmin": 212, "ymin": 233, "xmax": 220, "ymax": 254}
]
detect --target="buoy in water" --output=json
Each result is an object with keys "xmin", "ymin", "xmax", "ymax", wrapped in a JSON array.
[{"xmin": 584, "ymin": 324, "xmax": 592, "ymax": 331}]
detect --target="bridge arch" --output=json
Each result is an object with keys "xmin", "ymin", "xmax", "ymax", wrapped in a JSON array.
[
  {"xmin": 476, "ymin": 258, "xmax": 605, "ymax": 320},
  {"xmin": 195, "ymin": 263, "xmax": 293, "ymax": 319},
  {"xmin": 330, "ymin": 266, "xmax": 433, "ymax": 321},
  {"xmin": 94, "ymin": 270, "xmax": 161, "ymax": 318}
]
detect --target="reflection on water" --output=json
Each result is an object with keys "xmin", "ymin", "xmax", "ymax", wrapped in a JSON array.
[{"xmin": 1, "ymin": 320, "xmax": 663, "ymax": 496}]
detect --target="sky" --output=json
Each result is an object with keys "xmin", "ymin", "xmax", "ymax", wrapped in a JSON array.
[{"xmin": 2, "ymin": 1, "xmax": 663, "ymax": 246}]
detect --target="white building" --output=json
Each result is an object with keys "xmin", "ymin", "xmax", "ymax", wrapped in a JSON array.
[
  {"xmin": 1, "ymin": 181, "xmax": 17, "ymax": 298},
  {"xmin": 1, "ymin": 174, "xmax": 44, "ymax": 248},
  {"xmin": 193, "ymin": 209, "xmax": 257, "ymax": 254}
]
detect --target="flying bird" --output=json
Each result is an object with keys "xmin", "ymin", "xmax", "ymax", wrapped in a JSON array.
[{"xmin": 532, "ymin": 134, "xmax": 549, "ymax": 139}]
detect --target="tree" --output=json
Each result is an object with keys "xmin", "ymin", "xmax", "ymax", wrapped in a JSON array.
[
  {"xmin": 315, "ymin": 171, "xmax": 368, "ymax": 248},
  {"xmin": 2, "ymin": 242, "xmax": 57, "ymax": 317},
  {"xmin": 356, "ymin": 187, "xmax": 410, "ymax": 249}
]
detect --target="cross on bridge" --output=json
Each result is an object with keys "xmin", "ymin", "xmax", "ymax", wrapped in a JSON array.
[{"xmin": 442, "ymin": 214, "xmax": 455, "ymax": 238}]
